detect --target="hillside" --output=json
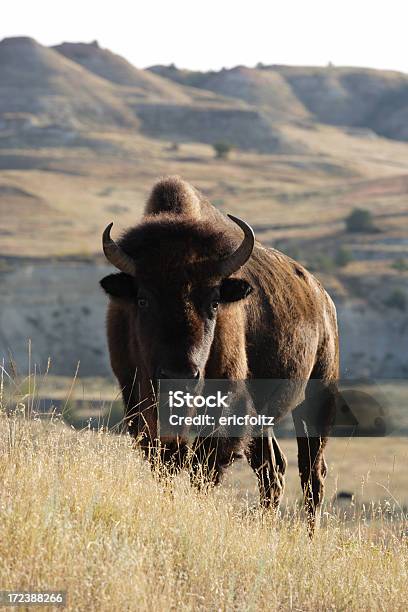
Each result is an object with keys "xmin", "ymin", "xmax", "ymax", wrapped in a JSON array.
[
  {"xmin": 53, "ymin": 41, "xmax": 191, "ymax": 103},
  {"xmin": 0, "ymin": 37, "xmax": 301, "ymax": 154},
  {"xmin": 150, "ymin": 64, "xmax": 310, "ymax": 121},
  {"xmin": 0, "ymin": 37, "xmax": 137, "ymax": 132},
  {"xmin": 274, "ymin": 65, "xmax": 408, "ymax": 139},
  {"xmin": 149, "ymin": 63, "xmax": 408, "ymax": 141},
  {"xmin": 2, "ymin": 36, "xmax": 408, "ymax": 150},
  {"xmin": 52, "ymin": 41, "xmax": 308, "ymax": 154}
]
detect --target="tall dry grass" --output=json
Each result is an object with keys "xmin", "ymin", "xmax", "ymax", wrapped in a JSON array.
[{"xmin": 1, "ymin": 407, "xmax": 407, "ymax": 611}]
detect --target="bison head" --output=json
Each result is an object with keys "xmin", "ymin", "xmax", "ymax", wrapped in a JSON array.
[{"xmin": 100, "ymin": 214, "xmax": 254, "ymax": 382}]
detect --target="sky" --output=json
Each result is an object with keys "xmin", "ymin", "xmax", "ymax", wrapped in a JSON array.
[{"xmin": 3, "ymin": 0, "xmax": 408, "ymax": 73}]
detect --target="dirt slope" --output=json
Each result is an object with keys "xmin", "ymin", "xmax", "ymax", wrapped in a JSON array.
[
  {"xmin": 0, "ymin": 37, "xmax": 137, "ymax": 129},
  {"xmin": 53, "ymin": 41, "xmax": 191, "ymax": 103}
]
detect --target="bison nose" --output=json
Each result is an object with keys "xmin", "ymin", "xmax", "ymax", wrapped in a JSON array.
[{"xmin": 156, "ymin": 367, "xmax": 200, "ymax": 380}]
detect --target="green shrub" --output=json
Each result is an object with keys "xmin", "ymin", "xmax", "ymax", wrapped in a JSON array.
[
  {"xmin": 213, "ymin": 142, "xmax": 232, "ymax": 159},
  {"xmin": 345, "ymin": 208, "xmax": 376, "ymax": 233}
]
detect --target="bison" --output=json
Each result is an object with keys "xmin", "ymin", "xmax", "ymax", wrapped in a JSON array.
[{"xmin": 100, "ymin": 176, "xmax": 339, "ymax": 531}]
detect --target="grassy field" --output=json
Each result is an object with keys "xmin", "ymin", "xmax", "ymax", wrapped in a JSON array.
[
  {"xmin": 3, "ymin": 129, "xmax": 408, "ymax": 258},
  {"xmin": 1, "ymin": 407, "xmax": 407, "ymax": 611}
]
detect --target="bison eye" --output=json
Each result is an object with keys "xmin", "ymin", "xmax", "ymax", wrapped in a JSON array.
[
  {"xmin": 137, "ymin": 298, "xmax": 149, "ymax": 309},
  {"xmin": 211, "ymin": 300, "xmax": 219, "ymax": 311}
]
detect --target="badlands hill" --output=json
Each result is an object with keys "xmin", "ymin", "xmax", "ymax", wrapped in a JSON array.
[
  {"xmin": 53, "ymin": 41, "xmax": 191, "ymax": 103},
  {"xmin": 52, "ymin": 41, "xmax": 303, "ymax": 153},
  {"xmin": 1, "ymin": 35, "xmax": 408, "ymax": 150},
  {"xmin": 149, "ymin": 64, "xmax": 311, "ymax": 121},
  {"xmin": 0, "ymin": 37, "xmax": 137, "ymax": 130},
  {"xmin": 274, "ymin": 65, "xmax": 408, "ymax": 140},
  {"xmin": 4, "ymin": 36, "xmax": 408, "ymax": 152},
  {"xmin": 150, "ymin": 63, "xmax": 408, "ymax": 141},
  {"xmin": 0, "ymin": 37, "xmax": 296, "ymax": 154}
]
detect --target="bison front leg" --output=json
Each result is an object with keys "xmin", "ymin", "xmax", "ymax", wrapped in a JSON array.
[
  {"xmin": 121, "ymin": 382, "xmax": 157, "ymax": 451},
  {"xmin": 246, "ymin": 434, "xmax": 287, "ymax": 511},
  {"xmin": 121, "ymin": 379, "xmax": 190, "ymax": 479}
]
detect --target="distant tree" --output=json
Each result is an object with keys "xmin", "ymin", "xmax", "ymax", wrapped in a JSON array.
[
  {"xmin": 392, "ymin": 257, "xmax": 408, "ymax": 273},
  {"xmin": 384, "ymin": 289, "xmax": 407, "ymax": 311},
  {"xmin": 213, "ymin": 142, "xmax": 232, "ymax": 159},
  {"xmin": 335, "ymin": 246, "xmax": 353, "ymax": 267},
  {"xmin": 345, "ymin": 208, "xmax": 376, "ymax": 233}
]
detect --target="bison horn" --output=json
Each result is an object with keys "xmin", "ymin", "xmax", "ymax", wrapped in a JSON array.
[
  {"xmin": 217, "ymin": 214, "xmax": 255, "ymax": 276},
  {"xmin": 102, "ymin": 222, "xmax": 138, "ymax": 276}
]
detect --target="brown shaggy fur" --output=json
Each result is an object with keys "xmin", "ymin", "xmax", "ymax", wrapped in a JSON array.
[{"xmin": 101, "ymin": 176, "xmax": 339, "ymax": 533}]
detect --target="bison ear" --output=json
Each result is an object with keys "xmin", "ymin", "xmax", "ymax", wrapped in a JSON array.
[
  {"xmin": 220, "ymin": 278, "xmax": 253, "ymax": 303},
  {"xmin": 100, "ymin": 273, "xmax": 136, "ymax": 299}
]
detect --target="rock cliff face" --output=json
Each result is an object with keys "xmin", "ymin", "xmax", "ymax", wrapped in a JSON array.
[
  {"xmin": 0, "ymin": 261, "xmax": 112, "ymax": 377},
  {"xmin": 1, "ymin": 261, "xmax": 406, "ymax": 379},
  {"xmin": 337, "ymin": 303, "xmax": 408, "ymax": 379},
  {"xmin": 133, "ymin": 104, "xmax": 301, "ymax": 154}
]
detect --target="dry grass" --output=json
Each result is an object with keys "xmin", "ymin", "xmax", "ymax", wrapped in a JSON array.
[
  {"xmin": 1, "ymin": 411, "xmax": 407, "ymax": 611},
  {"xmin": 2, "ymin": 125, "xmax": 408, "ymax": 259}
]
